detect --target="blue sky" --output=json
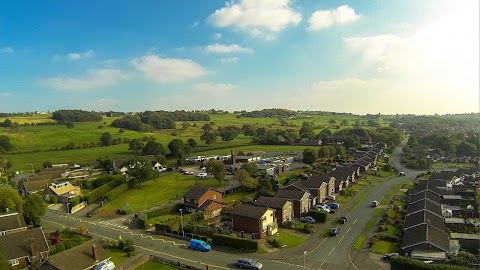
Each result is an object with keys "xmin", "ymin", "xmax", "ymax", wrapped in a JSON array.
[{"xmin": 0, "ymin": 0, "xmax": 478, "ymax": 115}]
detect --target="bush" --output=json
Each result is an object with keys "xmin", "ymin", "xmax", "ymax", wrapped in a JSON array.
[
  {"xmin": 303, "ymin": 223, "xmax": 315, "ymax": 234},
  {"xmin": 391, "ymin": 256, "xmax": 472, "ymax": 270},
  {"xmin": 372, "ymin": 233, "xmax": 400, "ymax": 243},
  {"xmin": 268, "ymin": 238, "xmax": 284, "ymax": 248},
  {"xmin": 308, "ymin": 209, "xmax": 328, "ymax": 223},
  {"xmin": 51, "ymin": 196, "xmax": 59, "ymax": 204},
  {"xmin": 85, "ymin": 176, "xmax": 124, "ymax": 204},
  {"xmin": 283, "ymin": 221, "xmax": 294, "ymax": 229},
  {"xmin": 212, "ymin": 233, "xmax": 258, "ymax": 251},
  {"xmin": 69, "ymin": 196, "xmax": 81, "ymax": 207},
  {"xmin": 146, "ymin": 204, "xmax": 181, "ymax": 219},
  {"xmin": 104, "ymin": 183, "xmax": 129, "ymax": 202}
]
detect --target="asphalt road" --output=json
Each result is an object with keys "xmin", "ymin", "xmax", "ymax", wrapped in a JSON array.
[{"xmin": 41, "ymin": 144, "xmax": 418, "ymax": 270}]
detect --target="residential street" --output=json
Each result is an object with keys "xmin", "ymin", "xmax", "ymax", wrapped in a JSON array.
[{"xmin": 41, "ymin": 144, "xmax": 415, "ymax": 270}]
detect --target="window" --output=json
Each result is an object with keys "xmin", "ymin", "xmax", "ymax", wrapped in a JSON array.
[
  {"xmin": 9, "ymin": 259, "xmax": 19, "ymax": 266},
  {"xmin": 213, "ymin": 195, "xmax": 216, "ymax": 200}
]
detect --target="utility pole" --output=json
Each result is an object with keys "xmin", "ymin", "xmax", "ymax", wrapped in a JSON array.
[{"xmin": 179, "ymin": 209, "xmax": 185, "ymax": 238}]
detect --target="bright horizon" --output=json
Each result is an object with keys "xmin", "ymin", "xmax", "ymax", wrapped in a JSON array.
[{"xmin": 0, "ymin": 0, "xmax": 478, "ymax": 115}]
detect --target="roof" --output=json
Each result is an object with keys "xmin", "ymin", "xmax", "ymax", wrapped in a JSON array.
[
  {"xmin": 401, "ymin": 223, "xmax": 449, "ymax": 252},
  {"xmin": 403, "ymin": 210, "xmax": 445, "ymax": 231},
  {"xmin": 429, "ymin": 171, "xmax": 461, "ymax": 181},
  {"xmin": 444, "ymin": 218, "xmax": 465, "ymax": 224},
  {"xmin": 42, "ymin": 239, "xmax": 110, "ymax": 270},
  {"xmin": 23, "ymin": 179, "xmax": 52, "ymax": 193},
  {"xmin": 276, "ymin": 189, "xmax": 308, "ymax": 201},
  {"xmin": 48, "ymin": 182, "xmax": 76, "ymax": 196},
  {"xmin": 305, "ymin": 175, "xmax": 334, "ymax": 186},
  {"xmin": 450, "ymin": 233, "xmax": 480, "ymax": 240},
  {"xmin": 254, "ymin": 196, "xmax": 289, "ymax": 209},
  {"xmin": 183, "ymin": 185, "xmax": 212, "ymax": 200},
  {"xmin": 409, "ymin": 190, "xmax": 441, "ymax": 205},
  {"xmin": 406, "ymin": 199, "xmax": 442, "ymax": 216},
  {"xmin": 226, "ymin": 204, "xmax": 272, "ymax": 219},
  {"xmin": 0, "ymin": 227, "xmax": 49, "ymax": 261},
  {"xmin": 198, "ymin": 199, "xmax": 223, "ymax": 212},
  {"xmin": 0, "ymin": 212, "xmax": 27, "ymax": 232}
]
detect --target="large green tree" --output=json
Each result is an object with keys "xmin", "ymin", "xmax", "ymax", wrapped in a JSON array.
[
  {"xmin": 99, "ymin": 132, "xmax": 113, "ymax": 146},
  {"xmin": 0, "ymin": 187, "xmax": 22, "ymax": 212},
  {"xmin": 0, "ymin": 135, "xmax": 13, "ymax": 153},
  {"xmin": 23, "ymin": 193, "xmax": 46, "ymax": 225},
  {"xmin": 200, "ymin": 132, "xmax": 217, "ymax": 145},
  {"xmin": 241, "ymin": 162, "xmax": 258, "ymax": 175},
  {"xmin": 128, "ymin": 139, "xmax": 144, "ymax": 154},
  {"xmin": 168, "ymin": 139, "xmax": 185, "ymax": 158},
  {"xmin": 142, "ymin": 141, "xmax": 166, "ymax": 157},
  {"xmin": 127, "ymin": 156, "xmax": 154, "ymax": 189},
  {"xmin": 206, "ymin": 159, "xmax": 226, "ymax": 184},
  {"xmin": 302, "ymin": 148, "xmax": 317, "ymax": 166}
]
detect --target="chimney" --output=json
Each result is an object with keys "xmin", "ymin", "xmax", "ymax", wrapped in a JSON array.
[
  {"xmin": 231, "ymin": 149, "xmax": 235, "ymax": 165},
  {"xmin": 92, "ymin": 244, "xmax": 99, "ymax": 261},
  {"xmin": 29, "ymin": 238, "xmax": 37, "ymax": 257}
]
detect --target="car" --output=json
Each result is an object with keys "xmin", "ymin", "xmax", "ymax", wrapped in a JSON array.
[
  {"xmin": 372, "ymin": 200, "xmax": 378, "ymax": 207},
  {"xmin": 315, "ymin": 205, "xmax": 331, "ymax": 213},
  {"xmin": 328, "ymin": 203, "xmax": 340, "ymax": 209},
  {"xmin": 383, "ymin": 253, "xmax": 399, "ymax": 261},
  {"xmin": 330, "ymin": 227, "xmax": 339, "ymax": 236},
  {"xmin": 326, "ymin": 195, "xmax": 336, "ymax": 201},
  {"xmin": 196, "ymin": 172, "xmax": 208, "ymax": 178},
  {"xmin": 183, "ymin": 171, "xmax": 193, "ymax": 175},
  {"xmin": 399, "ymin": 172, "xmax": 406, "ymax": 176},
  {"xmin": 237, "ymin": 258, "xmax": 263, "ymax": 270},
  {"xmin": 189, "ymin": 239, "xmax": 211, "ymax": 252},
  {"xmin": 339, "ymin": 217, "xmax": 348, "ymax": 224},
  {"xmin": 300, "ymin": 216, "xmax": 316, "ymax": 223}
]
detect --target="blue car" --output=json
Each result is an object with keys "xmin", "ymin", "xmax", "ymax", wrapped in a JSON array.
[
  {"xmin": 189, "ymin": 239, "xmax": 211, "ymax": 252},
  {"xmin": 328, "ymin": 203, "xmax": 340, "ymax": 209}
]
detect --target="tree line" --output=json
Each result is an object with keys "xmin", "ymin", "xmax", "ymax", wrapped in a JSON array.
[{"xmin": 52, "ymin": 109, "xmax": 103, "ymax": 123}]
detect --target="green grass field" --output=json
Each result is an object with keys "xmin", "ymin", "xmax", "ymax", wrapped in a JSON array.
[
  {"xmin": 223, "ymin": 191, "xmax": 256, "ymax": 203},
  {"xmin": 268, "ymin": 230, "xmax": 306, "ymax": 248},
  {"xmin": 385, "ymin": 225, "xmax": 401, "ymax": 235},
  {"xmin": 99, "ymin": 173, "xmax": 223, "ymax": 214},
  {"xmin": 371, "ymin": 240, "xmax": 399, "ymax": 254},
  {"xmin": 107, "ymin": 248, "xmax": 130, "ymax": 266}
]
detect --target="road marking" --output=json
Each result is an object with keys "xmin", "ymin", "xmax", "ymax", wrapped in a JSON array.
[
  {"xmin": 319, "ymin": 260, "xmax": 325, "ymax": 269},
  {"xmin": 328, "ymin": 247, "xmax": 335, "ymax": 256},
  {"xmin": 353, "ymin": 218, "xmax": 358, "ymax": 224},
  {"xmin": 338, "ymin": 236, "xmax": 345, "ymax": 243},
  {"xmin": 271, "ymin": 260, "xmax": 311, "ymax": 269},
  {"xmin": 346, "ymin": 227, "xmax": 351, "ymax": 233}
]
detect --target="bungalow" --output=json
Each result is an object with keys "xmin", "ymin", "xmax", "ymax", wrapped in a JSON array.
[
  {"xmin": 43, "ymin": 182, "xmax": 81, "ymax": 204},
  {"xmin": 0, "ymin": 212, "xmax": 27, "ymax": 235},
  {"xmin": 21, "ymin": 179, "xmax": 51, "ymax": 196},
  {"xmin": 40, "ymin": 240, "xmax": 114, "ymax": 270},
  {"xmin": 275, "ymin": 189, "xmax": 310, "ymax": 217},
  {"xmin": 253, "ymin": 196, "xmax": 293, "ymax": 226},
  {"xmin": 183, "ymin": 185, "xmax": 223, "ymax": 217},
  {"xmin": 401, "ymin": 223, "xmax": 449, "ymax": 261},
  {"xmin": 225, "ymin": 205, "xmax": 277, "ymax": 238},
  {"xmin": 0, "ymin": 227, "xmax": 50, "ymax": 269}
]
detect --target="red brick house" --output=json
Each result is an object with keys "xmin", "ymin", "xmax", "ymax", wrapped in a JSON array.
[
  {"xmin": 253, "ymin": 196, "xmax": 293, "ymax": 226},
  {"xmin": 183, "ymin": 185, "xmax": 223, "ymax": 217},
  {"xmin": 275, "ymin": 189, "xmax": 310, "ymax": 217},
  {"xmin": 225, "ymin": 204, "xmax": 278, "ymax": 238}
]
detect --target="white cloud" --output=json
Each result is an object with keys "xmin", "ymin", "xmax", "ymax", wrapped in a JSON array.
[
  {"xmin": 207, "ymin": 0, "xmax": 301, "ymax": 39},
  {"xmin": 205, "ymin": 43, "xmax": 253, "ymax": 53},
  {"xmin": 213, "ymin": 33, "xmax": 222, "ymax": 39},
  {"xmin": 131, "ymin": 55, "xmax": 207, "ymax": 83},
  {"xmin": 192, "ymin": 83, "xmax": 234, "ymax": 96},
  {"xmin": 68, "ymin": 50, "xmax": 94, "ymax": 60},
  {"xmin": 220, "ymin": 57, "xmax": 238, "ymax": 63},
  {"xmin": 43, "ymin": 69, "xmax": 130, "ymax": 90},
  {"xmin": 0, "ymin": 92, "xmax": 14, "ymax": 97},
  {"xmin": 0, "ymin": 47, "xmax": 14, "ymax": 54},
  {"xmin": 308, "ymin": 5, "xmax": 361, "ymax": 31}
]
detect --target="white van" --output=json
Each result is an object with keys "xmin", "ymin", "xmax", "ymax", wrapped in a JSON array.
[{"xmin": 196, "ymin": 172, "xmax": 208, "ymax": 178}]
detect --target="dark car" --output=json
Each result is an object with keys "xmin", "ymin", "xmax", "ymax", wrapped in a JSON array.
[
  {"xmin": 330, "ymin": 227, "xmax": 339, "ymax": 236},
  {"xmin": 339, "ymin": 217, "xmax": 347, "ymax": 224},
  {"xmin": 300, "ymin": 216, "xmax": 316, "ymax": 223},
  {"xmin": 383, "ymin": 253, "xmax": 399, "ymax": 261},
  {"xmin": 328, "ymin": 203, "xmax": 340, "ymax": 209},
  {"xmin": 237, "ymin": 258, "xmax": 263, "ymax": 269}
]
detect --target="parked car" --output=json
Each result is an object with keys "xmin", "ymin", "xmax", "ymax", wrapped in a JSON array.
[
  {"xmin": 183, "ymin": 171, "xmax": 193, "ymax": 175},
  {"xmin": 236, "ymin": 258, "xmax": 263, "ymax": 269},
  {"xmin": 326, "ymin": 195, "xmax": 336, "ymax": 201},
  {"xmin": 300, "ymin": 216, "xmax": 316, "ymax": 223},
  {"xmin": 399, "ymin": 172, "xmax": 406, "ymax": 176},
  {"xmin": 330, "ymin": 227, "xmax": 339, "ymax": 236},
  {"xmin": 315, "ymin": 205, "xmax": 331, "ymax": 213},
  {"xmin": 383, "ymin": 253, "xmax": 399, "ymax": 261},
  {"xmin": 328, "ymin": 203, "xmax": 340, "ymax": 209},
  {"xmin": 196, "ymin": 172, "xmax": 208, "ymax": 178},
  {"xmin": 189, "ymin": 239, "xmax": 211, "ymax": 252},
  {"xmin": 339, "ymin": 217, "xmax": 348, "ymax": 224},
  {"xmin": 372, "ymin": 200, "xmax": 378, "ymax": 207}
]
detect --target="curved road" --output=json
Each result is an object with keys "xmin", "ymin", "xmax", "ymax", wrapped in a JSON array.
[{"xmin": 42, "ymin": 145, "xmax": 421, "ymax": 270}]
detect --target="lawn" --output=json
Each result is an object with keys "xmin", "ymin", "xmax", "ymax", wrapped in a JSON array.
[
  {"xmin": 337, "ymin": 195, "xmax": 353, "ymax": 203},
  {"xmin": 107, "ymin": 248, "xmax": 130, "ymax": 266},
  {"xmin": 380, "ymin": 198, "xmax": 389, "ymax": 205},
  {"xmin": 364, "ymin": 219, "xmax": 377, "ymax": 231},
  {"xmin": 396, "ymin": 190, "xmax": 407, "ymax": 197},
  {"xmin": 353, "ymin": 234, "xmax": 368, "ymax": 249},
  {"xmin": 393, "ymin": 200, "xmax": 406, "ymax": 208},
  {"xmin": 223, "ymin": 191, "xmax": 256, "ymax": 203},
  {"xmin": 134, "ymin": 260, "xmax": 180, "ymax": 270},
  {"xmin": 268, "ymin": 230, "xmax": 306, "ymax": 248},
  {"xmin": 357, "ymin": 180, "xmax": 369, "ymax": 186},
  {"xmin": 99, "ymin": 173, "xmax": 223, "ymax": 214},
  {"xmin": 371, "ymin": 240, "xmax": 400, "ymax": 254},
  {"xmin": 403, "ymin": 182, "xmax": 415, "ymax": 190},
  {"xmin": 385, "ymin": 225, "xmax": 401, "ymax": 236},
  {"xmin": 373, "ymin": 208, "xmax": 384, "ymax": 217},
  {"xmin": 275, "ymin": 169, "xmax": 304, "ymax": 185}
]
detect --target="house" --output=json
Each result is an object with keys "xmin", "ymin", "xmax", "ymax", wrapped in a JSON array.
[
  {"xmin": 275, "ymin": 189, "xmax": 310, "ymax": 217},
  {"xmin": 0, "ymin": 212, "xmax": 27, "ymax": 235},
  {"xmin": 289, "ymin": 174, "xmax": 335, "ymax": 204},
  {"xmin": 21, "ymin": 179, "xmax": 52, "ymax": 196},
  {"xmin": 112, "ymin": 159, "xmax": 128, "ymax": 174},
  {"xmin": 253, "ymin": 196, "xmax": 293, "ymax": 226},
  {"xmin": 0, "ymin": 227, "xmax": 49, "ymax": 269},
  {"xmin": 143, "ymin": 155, "xmax": 166, "ymax": 172},
  {"xmin": 183, "ymin": 185, "xmax": 223, "ymax": 217},
  {"xmin": 43, "ymin": 182, "xmax": 81, "ymax": 203},
  {"xmin": 225, "ymin": 205, "xmax": 277, "ymax": 238},
  {"xmin": 40, "ymin": 240, "xmax": 114, "ymax": 270},
  {"xmin": 401, "ymin": 223, "xmax": 449, "ymax": 261}
]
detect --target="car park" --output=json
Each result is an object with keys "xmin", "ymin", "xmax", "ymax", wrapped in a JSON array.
[
  {"xmin": 330, "ymin": 227, "xmax": 339, "ymax": 236},
  {"xmin": 383, "ymin": 253, "xmax": 399, "ymax": 261},
  {"xmin": 328, "ymin": 203, "xmax": 340, "ymax": 209},
  {"xmin": 339, "ymin": 217, "xmax": 347, "ymax": 224},
  {"xmin": 300, "ymin": 216, "xmax": 316, "ymax": 223},
  {"xmin": 315, "ymin": 205, "xmax": 331, "ymax": 213},
  {"xmin": 196, "ymin": 172, "xmax": 208, "ymax": 178},
  {"xmin": 326, "ymin": 195, "xmax": 336, "ymax": 201},
  {"xmin": 372, "ymin": 200, "xmax": 378, "ymax": 207},
  {"xmin": 236, "ymin": 258, "xmax": 263, "ymax": 269},
  {"xmin": 189, "ymin": 239, "xmax": 211, "ymax": 252}
]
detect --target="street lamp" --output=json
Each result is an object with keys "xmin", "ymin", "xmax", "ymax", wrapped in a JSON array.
[
  {"xmin": 66, "ymin": 203, "xmax": 72, "ymax": 230},
  {"xmin": 303, "ymin": 251, "xmax": 307, "ymax": 270},
  {"xmin": 179, "ymin": 209, "xmax": 185, "ymax": 238},
  {"xmin": 30, "ymin": 164, "xmax": 34, "ymax": 173}
]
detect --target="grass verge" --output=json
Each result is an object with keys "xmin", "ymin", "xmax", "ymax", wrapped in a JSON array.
[
  {"xmin": 353, "ymin": 234, "xmax": 368, "ymax": 249},
  {"xmin": 364, "ymin": 219, "xmax": 377, "ymax": 231},
  {"xmin": 370, "ymin": 240, "xmax": 400, "ymax": 254},
  {"xmin": 268, "ymin": 230, "xmax": 306, "ymax": 248}
]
